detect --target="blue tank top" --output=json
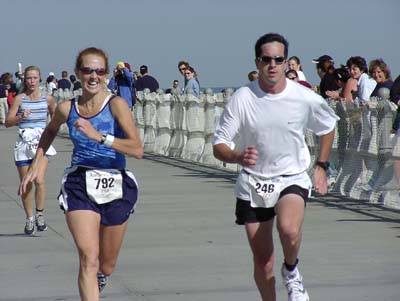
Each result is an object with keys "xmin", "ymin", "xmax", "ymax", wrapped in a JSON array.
[
  {"xmin": 67, "ymin": 95, "xmax": 126, "ymax": 169},
  {"xmin": 18, "ymin": 93, "xmax": 48, "ymax": 129}
]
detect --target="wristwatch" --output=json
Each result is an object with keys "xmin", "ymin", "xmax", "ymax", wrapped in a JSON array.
[
  {"xmin": 100, "ymin": 134, "xmax": 107, "ymax": 144},
  {"xmin": 316, "ymin": 161, "xmax": 330, "ymax": 171}
]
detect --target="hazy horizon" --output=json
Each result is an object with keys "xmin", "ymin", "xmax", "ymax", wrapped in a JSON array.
[{"xmin": 1, "ymin": 0, "xmax": 399, "ymax": 89}]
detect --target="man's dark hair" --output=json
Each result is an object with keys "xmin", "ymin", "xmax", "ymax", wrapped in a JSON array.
[{"xmin": 255, "ymin": 33, "xmax": 289, "ymax": 59}]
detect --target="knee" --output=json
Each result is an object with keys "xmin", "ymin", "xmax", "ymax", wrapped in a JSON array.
[
  {"xmin": 278, "ymin": 223, "xmax": 301, "ymax": 245},
  {"xmin": 99, "ymin": 260, "xmax": 117, "ymax": 276},
  {"xmin": 79, "ymin": 251, "xmax": 99, "ymax": 273},
  {"xmin": 253, "ymin": 252, "xmax": 274, "ymax": 276},
  {"xmin": 33, "ymin": 177, "xmax": 45, "ymax": 188}
]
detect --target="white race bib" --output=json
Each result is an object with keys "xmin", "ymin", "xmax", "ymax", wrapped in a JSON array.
[
  {"xmin": 248, "ymin": 174, "xmax": 283, "ymax": 208},
  {"xmin": 86, "ymin": 169, "xmax": 123, "ymax": 205}
]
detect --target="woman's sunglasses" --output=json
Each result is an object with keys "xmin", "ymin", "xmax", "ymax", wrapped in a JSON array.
[{"xmin": 79, "ymin": 67, "xmax": 107, "ymax": 76}]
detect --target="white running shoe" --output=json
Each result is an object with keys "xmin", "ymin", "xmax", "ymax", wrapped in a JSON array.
[
  {"xmin": 35, "ymin": 213, "xmax": 48, "ymax": 231},
  {"xmin": 24, "ymin": 217, "xmax": 35, "ymax": 235},
  {"xmin": 281, "ymin": 264, "xmax": 310, "ymax": 301}
]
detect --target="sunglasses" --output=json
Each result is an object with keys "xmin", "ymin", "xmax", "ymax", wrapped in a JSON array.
[
  {"xmin": 257, "ymin": 56, "xmax": 286, "ymax": 65},
  {"xmin": 79, "ymin": 67, "xmax": 107, "ymax": 76}
]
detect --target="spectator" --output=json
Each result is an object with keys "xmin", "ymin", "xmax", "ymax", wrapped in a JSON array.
[
  {"xmin": 183, "ymin": 66, "xmax": 200, "ymax": 97},
  {"xmin": 312, "ymin": 55, "xmax": 340, "ymax": 99},
  {"xmin": 0, "ymin": 74, "xmax": 9, "ymax": 123},
  {"xmin": 369, "ymin": 58, "xmax": 393, "ymax": 98},
  {"xmin": 288, "ymin": 56, "xmax": 307, "ymax": 81},
  {"xmin": 69, "ymin": 74, "xmax": 82, "ymax": 91},
  {"xmin": 165, "ymin": 79, "xmax": 180, "ymax": 94},
  {"xmin": 46, "ymin": 75, "xmax": 57, "ymax": 95},
  {"xmin": 285, "ymin": 70, "xmax": 313, "ymax": 89},
  {"xmin": 326, "ymin": 66, "xmax": 358, "ymax": 102},
  {"xmin": 15, "ymin": 71, "xmax": 24, "ymax": 91},
  {"xmin": 178, "ymin": 60, "xmax": 190, "ymax": 86},
  {"xmin": 107, "ymin": 61, "xmax": 135, "ymax": 108},
  {"xmin": 135, "ymin": 65, "xmax": 160, "ymax": 93},
  {"xmin": 248, "ymin": 70, "xmax": 259, "ymax": 82},
  {"xmin": 2, "ymin": 72, "xmax": 18, "ymax": 107},
  {"xmin": 346, "ymin": 56, "xmax": 377, "ymax": 103},
  {"xmin": 58, "ymin": 70, "xmax": 72, "ymax": 90}
]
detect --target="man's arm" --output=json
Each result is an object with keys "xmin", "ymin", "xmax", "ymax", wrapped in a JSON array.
[
  {"xmin": 213, "ymin": 143, "xmax": 258, "ymax": 168},
  {"xmin": 313, "ymin": 129, "xmax": 335, "ymax": 195}
]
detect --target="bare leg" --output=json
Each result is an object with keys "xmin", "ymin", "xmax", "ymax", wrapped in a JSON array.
[
  {"xmin": 245, "ymin": 220, "xmax": 276, "ymax": 301},
  {"xmin": 17, "ymin": 166, "xmax": 33, "ymax": 218},
  {"xmin": 66, "ymin": 210, "xmax": 101, "ymax": 301},
  {"xmin": 99, "ymin": 220, "xmax": 129, "ymax": 276},
  {"xmin": 275, "ymin": 194, "xmax": 305, "ymax": 266},
  {"xmin": 393, "ymin": 160, "xmax": 400, "ymax": 188}
]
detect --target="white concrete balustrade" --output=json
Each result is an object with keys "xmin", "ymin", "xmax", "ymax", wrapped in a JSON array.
[{"xmin": 55, "ymin": 87, "xmax": 400, "ymax": 209}]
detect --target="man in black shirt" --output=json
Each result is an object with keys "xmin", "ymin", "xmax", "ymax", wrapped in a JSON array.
[
  {"xmin": 135, "ymin": 65, "xmax": 159, "ymax": 93},
  {"xmin": 312, "ymin": 55, "xmax": 340, "ymax": 99}
]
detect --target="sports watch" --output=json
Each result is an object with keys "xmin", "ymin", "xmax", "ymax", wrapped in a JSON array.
[
  {"xmin": 316, "ymin": 161, "xmax": 330, "ymax": 171},
  {"xmin": 100, "ymin": 134, "xmax": 107, "ymax": 144}
]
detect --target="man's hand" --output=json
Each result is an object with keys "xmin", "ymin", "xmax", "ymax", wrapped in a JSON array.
[
  {"xmin": 313, "ymin": 166, "xmax": 328, "ymax": 195},
  {"xmin": 238, "ymin": 146, "xmax": 258, "ymax": 168}
]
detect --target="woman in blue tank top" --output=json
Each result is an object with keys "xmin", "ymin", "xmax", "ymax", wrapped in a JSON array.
[
  {"xmin": 5, "ymin": 66, "xmax": 56, "ymax": 235},
  {"xmin": 20, "ymin": 47, "xmax": 143, "ymax": 300}
]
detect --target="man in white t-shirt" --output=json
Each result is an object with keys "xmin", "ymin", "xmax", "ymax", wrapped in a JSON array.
[{"xmin": 213, "ymin": 33, "xmax": 339, "ymax": 301}]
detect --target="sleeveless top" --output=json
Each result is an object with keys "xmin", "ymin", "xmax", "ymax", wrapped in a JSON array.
[
  {"xmin": 67, "ymin": 94, "xmax": 126, "ymax": 169},
  {"xmin": 18, "ymin": 93, "xmax": 48, "ymax": 129}
]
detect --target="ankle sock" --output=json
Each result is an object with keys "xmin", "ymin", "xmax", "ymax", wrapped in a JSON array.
[{"xmin": 284, "ymin": 258, "xmax": 299, "ymax": 272}]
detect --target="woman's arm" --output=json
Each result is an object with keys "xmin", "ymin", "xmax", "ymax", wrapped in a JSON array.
[
  {"xmin": 342, "ymin": 78, "xmax": 358, "ymax": 102},
  {"xmin": 5, "ymin": 94, "xmax": 23, "ymax": 127}
]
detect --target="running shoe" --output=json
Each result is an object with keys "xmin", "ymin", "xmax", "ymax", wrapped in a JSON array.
[
  {"xmin": 97, "ymin": 272, "xmax": 108, "ymax": 292},
  {"xmin": 281, "ymin": 263, "xmax": 310, "ymax": 301},
  {"xmin": 24, "ymin": 217, "xmax": 35, "ymax": 235},
  {"xmin": 35, "ymin": 213, "xmax": 48, "ymax": 231}
]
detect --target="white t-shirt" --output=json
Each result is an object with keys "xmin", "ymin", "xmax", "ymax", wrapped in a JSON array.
[
  {"xmin": 213, "ymin": 79, "xmax": 339, "ymax": 179},
  {"xmin": 297, "ymin": 70, "xmax": 306, "ymax": 81},
  {"xmin": 357, "ymin": 73, "xmax": 377, "ymax": 102}
]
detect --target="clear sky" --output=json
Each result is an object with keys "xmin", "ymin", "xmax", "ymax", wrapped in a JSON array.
[{"xmin": 1, "ymin": 0, "xmax": 399, "ymax": 89}]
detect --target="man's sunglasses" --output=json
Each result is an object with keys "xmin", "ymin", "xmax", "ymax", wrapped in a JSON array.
[
  {"xmin": 257, "ymin": 56, "xmax": 286, "ymax": 65},
  {"xmin": 79, "ymin": 67, "xmax": 107, "ymax": 76}
]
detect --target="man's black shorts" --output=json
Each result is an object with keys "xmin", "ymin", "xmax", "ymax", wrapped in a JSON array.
[{"xmin": 235, "ymin": 184, "xmax": 309, "ymax": 225}]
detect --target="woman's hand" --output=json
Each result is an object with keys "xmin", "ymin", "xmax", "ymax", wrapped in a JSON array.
[{"xmin": 74, "ymin": 118, "xmax": 101, "ymax": 142}]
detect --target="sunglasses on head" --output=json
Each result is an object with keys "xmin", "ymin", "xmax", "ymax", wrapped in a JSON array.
[
  {"xmin": 79, "ymin": 67, "xmax": 107, "ymax": 76},
  {"xmin": 257, "ymin": 56, "xmax": 286, "ymax": 65}
]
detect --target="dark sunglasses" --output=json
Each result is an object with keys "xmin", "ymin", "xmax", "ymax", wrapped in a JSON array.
[
  {"xmin": 80, "ymin": 67, "xmax": 107, "ymax": 76},
  {"xmin": 257, "ymin": 56, "xmax": 286, "ymax": 65}
]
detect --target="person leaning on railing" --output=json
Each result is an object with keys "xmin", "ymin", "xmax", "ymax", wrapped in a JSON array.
[{"xmin": 325, "ymin": 66, "xmax": 358, "ymax": 103}]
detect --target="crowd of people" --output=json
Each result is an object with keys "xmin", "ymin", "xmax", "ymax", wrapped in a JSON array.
[{"xmin": 1, "ymin": 34, "xmax": 400, "ymax": 301}]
